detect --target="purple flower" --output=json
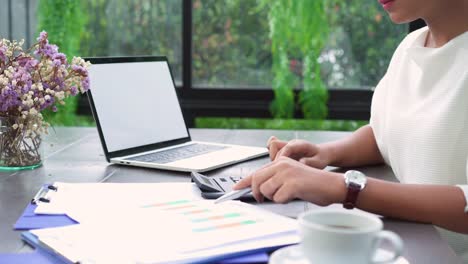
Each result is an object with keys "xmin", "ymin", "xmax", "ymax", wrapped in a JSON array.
[
  {"xmin": 51, "ymin": 106, "xmax": 57, "ymax": 112},
  {"xmin": 37, "ymin": 31, "xmax": 48, "ymax": 44},
  {"xmin": 0, "ymin": 86, "xmax": 21, "ymax": 112},
  {"xmin": 37, "ymin": 44, "xmax": 59, "ymax": 59},
  {"xmin": 24, "ymin": 59, "xmax": 39, "ymax": 70},
  {"xmin": 53, "ymin": 53, "xmax": 66, "ymax": 63},
  {"xmin": 82, "ymin": 76, "xmax": 90, "ymax": 91},
  {"xmin": 53, "ymin": 77, "xmax": 65, "ymax": 89},
  {"xmin": 53, "ymin": 59, "xmax": 61, "ymax": 67},
  {"xmin": 71, "ymin": 65, "xmax": 87, "ymax": 76},
  {"xmin": 16, "ymin": 56, "xmax": 30, "ymax": 67},
  {"xmin": 70, "ymin": 86, "xmax": 78, "ymax": 96},
  {"xmin": 51, "ymin": 53, "xmax": 66, "ymax": 67},
  {"xmin": 39, "ymin": 96, "xmax": 55, "ymax": 111}
]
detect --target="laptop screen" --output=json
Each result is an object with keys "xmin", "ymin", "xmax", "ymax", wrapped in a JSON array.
[{"xmin": 88, "ymin": 59, "xmax": 189, "ymax": 153}]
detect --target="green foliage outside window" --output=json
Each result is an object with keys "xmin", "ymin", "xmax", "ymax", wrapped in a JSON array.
[
  {"xmin": 192, "ymin": 0, "xmax": 270, "ymax": 87},
  {"xmin": 328, "ymin": 2, "xmax": 406, "ymax": 87},
  {"xmin": 79, "ymin": 0, "xmax": 182, "ymax": 80},
  {"xmin": 196, "ymin": 118, "xmax": 368, "ymax": 131},
  {"xmin": 260, "ymin": 0, "xmax": 332, "ymax": 119},
  {"xmin": 37, "ymin": 0, "xmax": 87, "ymax": 126}
]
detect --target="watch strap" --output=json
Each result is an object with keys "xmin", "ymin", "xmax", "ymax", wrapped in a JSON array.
[{"xmin": 343, "ymin": 182, "xmax": 361, "ymax": 209}]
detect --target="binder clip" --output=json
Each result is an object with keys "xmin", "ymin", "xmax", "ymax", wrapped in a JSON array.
[{"xmin": 31, "ymin": 184, "xmax": 58, "ymax": 204}]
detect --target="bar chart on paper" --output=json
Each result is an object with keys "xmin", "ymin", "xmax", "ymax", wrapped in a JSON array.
[
  {"xmin": 141, "ymin": 199, "xmax": 193, "ymax": 209},
  {"xmin": 139, "ymin": 199, "xmax": 293, "ymax": 244}
]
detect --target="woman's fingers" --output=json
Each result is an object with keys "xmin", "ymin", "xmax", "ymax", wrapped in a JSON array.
[
  {"xmin": 266, "ymin": 136, "xmax": 277, "ymax": 160},
  {"xmin": 275, "ymin": 140, "xmax": 317, "ymax": 161},
  {"xmin": 272, "ymin": 182, "xmax": 296, "ymax": 204},
  {"xmin": 259, "ymin": 176, "xmax": 282, "ymax": 201},
  {"xmin": 233, "ymin": 175, "xmax": 252, "ymax": 190},
  {"xmin": 233, "ymin": 174, "xmax": 265, "ymax": 202},
  {"xmin": 235, "ymin": 158, "xmax": 292, "ymax": 202},
  {"xmin": 236, "ymin": 158, "xmax": 338, "ymax": 206},
  {"xmin": 267, "ymin": 137, "xmax": 287, "ymax": 161},
  {"xmin": 250, "ymin": 157, "xmax": 296, "ymax": 202},
  {"xmin": 299, "ymin": 156, "xmax": 325, "ymax": 169},
  {"xmin": 233, "ymin": 160, "xmax": 281, "ymax": 190},
  {"xmin": 266, "ymin": 136, "xmax": 277, "ymax": 148},
  {"xmin": 249, "ymin": 166, "xmax": 282, "ymax": 202},
  {"xmin": 233, "ymin": 165, "xmax": 277, "ymax": 202},
  {"xmin": 234, "ymin": 157, "xmax": 304, "ymax": 203}
]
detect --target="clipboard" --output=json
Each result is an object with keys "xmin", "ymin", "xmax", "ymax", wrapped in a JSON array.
[
  {"xmin": 13, "ymin": 183, "xmax": 274, "ymax": 264},
  {"xmin": 14, "ymin": 184, "xmax": 78, "ymax": 230}
]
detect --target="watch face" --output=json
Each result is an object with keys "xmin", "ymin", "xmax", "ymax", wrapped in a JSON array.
[{"xmin": 345, "ymin": 170, "xmax": 367, "ymax": 188}]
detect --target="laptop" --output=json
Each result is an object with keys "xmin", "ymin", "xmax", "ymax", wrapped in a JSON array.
[{"xmin": 86, "ymin": 56, "xmax": 268, "ymax": 172}]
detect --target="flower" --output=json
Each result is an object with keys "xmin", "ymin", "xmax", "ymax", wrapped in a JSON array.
[{"xmin": 0, "ymin": 31, "xmax": 91, "ymax": 134}]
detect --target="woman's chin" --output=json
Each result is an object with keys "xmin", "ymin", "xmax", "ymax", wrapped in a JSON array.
[{"xmin": 388, "ymin": 13, "xmax": 416, "ymax": 24}]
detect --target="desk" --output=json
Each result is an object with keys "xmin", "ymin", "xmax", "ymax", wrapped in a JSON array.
[{"xmin": 0, "ymin": 127, "xmax": 462, "ymax": 263}]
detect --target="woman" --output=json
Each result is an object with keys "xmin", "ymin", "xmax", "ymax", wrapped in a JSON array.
[{"xmin": 234, "ymin": 0, "xmax": 468, "ymax": 260}]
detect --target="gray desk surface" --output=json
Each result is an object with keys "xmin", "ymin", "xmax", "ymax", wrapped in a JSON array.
[{"xmin": 0, "ymin": 127, "xmax": 462, "ymax": 264}]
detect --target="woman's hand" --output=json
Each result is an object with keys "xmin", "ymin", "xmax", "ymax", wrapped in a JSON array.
[
  {"xmin": 233, "ymin": 156, "xmax": 345, "ymax": 205},
  {"xmin": 267, "ymin": 136, "xmax": 331, "ymax": 169}
]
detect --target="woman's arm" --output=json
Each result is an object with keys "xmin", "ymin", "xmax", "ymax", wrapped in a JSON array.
[
  {"xmin": 319, "ymin": 125, "xmax": 468, "ymax": 232},
  {"xmin": 235, "ymin": 159, "xmax": 468, "ymax": 234},
  {"xmin": 346, "ymin": 177, "xmax": 468, "ymax": 233},
  {"xmin": 268, "ymin": 125, "xmax": 386, "ymax": 169},
  {"xmin": 320, "ymin": 124, "xmax": 385, "ymax": 167},
  {"xmin": 244, "ymin": 125, "xmax": 468, "ymax": 233}
]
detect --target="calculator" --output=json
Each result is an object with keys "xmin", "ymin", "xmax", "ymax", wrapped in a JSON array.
[{"xmin": 191, "ymin": 172, "xmax": 254, "ymax": 200}]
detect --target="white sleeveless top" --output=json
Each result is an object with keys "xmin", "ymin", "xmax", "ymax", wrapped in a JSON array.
[{"xmin": 370, "ymin": 27, "xmax": 468, "ymax": 261}]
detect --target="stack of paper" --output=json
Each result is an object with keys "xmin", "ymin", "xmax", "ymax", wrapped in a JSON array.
[{"xmin": 30, "ymin": 183, "xmax": 299, "ymax": 263}]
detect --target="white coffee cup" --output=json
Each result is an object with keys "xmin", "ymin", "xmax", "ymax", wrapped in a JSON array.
[{"xmin": 298, "ymin": 209, "xmax": 404, "ymax": 264}]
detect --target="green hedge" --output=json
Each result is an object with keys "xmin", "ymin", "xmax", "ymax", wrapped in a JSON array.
[{"xmin": 196, "ymin": 118, "xmax": 367, "ymax": 131}]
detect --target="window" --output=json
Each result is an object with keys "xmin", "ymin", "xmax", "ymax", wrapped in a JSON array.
[
  {"xmin": 79, "ymin": 0, "xmax": 183, "ymax": 84},
  {"xmin": 323, "ymin": 1, "xmax": 407, "ymax": 89},
  {"xmin": 192, "ymin": 0, "xmax": 271, "ymax": 88},
  {"xmin": 191, "ymin": 0, "xmax": 407, "ymax": 90},
  {"xmin": 0, "ymin": 0, "xmax": 37, "ymax": 47},
  {"xmin": 2, "ymin": 0, "xmax": 411, "ymax": 124}
]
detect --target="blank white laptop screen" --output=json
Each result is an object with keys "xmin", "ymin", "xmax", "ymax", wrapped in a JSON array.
[{"xmin": 89, "ymin": 61, "xmax": 188, "ymax": 152}]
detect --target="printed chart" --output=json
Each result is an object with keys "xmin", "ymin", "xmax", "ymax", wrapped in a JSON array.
[{"xmin": 140, "ymin": 200, "xmax": 265, "ymax": 235}]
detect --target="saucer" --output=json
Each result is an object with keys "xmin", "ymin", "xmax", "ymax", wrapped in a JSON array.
[{"xmin": 269, "ymin": 245, "xmax": 409, "ymax": 264}]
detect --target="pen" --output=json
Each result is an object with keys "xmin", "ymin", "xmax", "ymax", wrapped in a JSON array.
[{"xmin": 214, "ymin": 187, "xmax": 252, "ymax": 204}]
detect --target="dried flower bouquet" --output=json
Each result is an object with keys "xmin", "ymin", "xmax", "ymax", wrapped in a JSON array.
[{"xmin": 0, "ymin": 32, "xmax": 90, "ymax": 168}]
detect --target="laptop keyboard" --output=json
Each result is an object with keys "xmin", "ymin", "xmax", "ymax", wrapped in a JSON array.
[{"xmin": 127, "ymin": 143, "xmax": 228, "ymax": 164}]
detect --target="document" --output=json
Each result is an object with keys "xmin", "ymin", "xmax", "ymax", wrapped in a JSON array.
[
  {"xmin": 31, "ymin": 200, "xmax": 298, "ymax": 264},
  {"xmin": 34, "ymin": 182, "xmax": 204, "ymax": 216},
  {"xmin": 34, "ymin": 182, "xmax": 309, "ymax": 220}
]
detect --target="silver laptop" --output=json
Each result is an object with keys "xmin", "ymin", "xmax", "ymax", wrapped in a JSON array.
[{"xmin": 86, "ymin": 56, "xmax": 268, "ymax": 172}]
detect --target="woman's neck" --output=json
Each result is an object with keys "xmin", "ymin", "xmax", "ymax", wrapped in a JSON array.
[{"xmin": 423, "ymin": 2, "xmax": 468, "ymax": 48}]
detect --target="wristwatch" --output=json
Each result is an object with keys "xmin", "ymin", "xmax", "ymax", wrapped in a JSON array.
[{"xmin": 343, "ymin": 170, "xmax": 367, "ymax": 209}]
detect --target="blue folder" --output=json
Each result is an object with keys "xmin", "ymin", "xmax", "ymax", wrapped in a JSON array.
[
  {"xmin": 0, "ymin": 249, "xmax": 269, "ymax": 264},
  {"xmin": 14, "ymin": 203, "xmax": 78, "ymax": 230},
  {"xmin": 0, "ymin": 250, "xmax": 63, "ymax": 264}
]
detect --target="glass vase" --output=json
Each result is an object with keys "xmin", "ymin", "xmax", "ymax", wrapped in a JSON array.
[{"xmin": 0, "ymin": 116, "xmax": 43, "ymax": 170}]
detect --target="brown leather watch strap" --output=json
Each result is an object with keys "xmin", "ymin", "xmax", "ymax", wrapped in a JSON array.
[{"xmin": 343, "ymin": 182, "xmax": 361, "ymax": 209}]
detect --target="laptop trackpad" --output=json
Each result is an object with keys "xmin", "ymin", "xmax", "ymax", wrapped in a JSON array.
[{"xmin": 166, "ymin": 146, "xmax": 262, "ymax": 170}]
